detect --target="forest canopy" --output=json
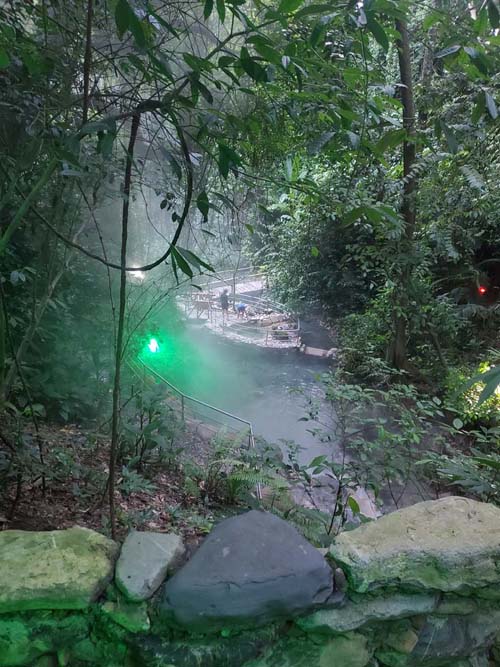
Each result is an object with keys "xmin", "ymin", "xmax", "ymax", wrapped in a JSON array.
[{"xmin": 0, "ymin": 0, "xmax": 499, "ymax": 537}]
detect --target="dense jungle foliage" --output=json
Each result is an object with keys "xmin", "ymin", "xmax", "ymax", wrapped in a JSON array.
[{"xmin": 0, "ymin": 0, "xmax": 499, "ymax": 539}]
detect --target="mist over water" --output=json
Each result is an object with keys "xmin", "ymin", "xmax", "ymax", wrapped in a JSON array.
[{"xmin": 140, "ymin": 314, "xmax": 337, "ymax": 464}]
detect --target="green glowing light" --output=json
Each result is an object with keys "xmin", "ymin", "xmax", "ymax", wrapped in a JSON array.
[{"xmin": 148, "ymin": 338, "xmax": 160, "ymax": 353}]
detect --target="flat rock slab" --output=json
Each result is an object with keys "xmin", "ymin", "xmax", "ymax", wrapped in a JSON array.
[
  {"xmin": 158, "ymin": 510, "xmax": 333, "ymax": 632},
  {"xmin": 0, "ymin": 527, "xmax": 118, "ymax": 613},
  {"xmin": 297, "ymin": 593, "xmax": 438, "ymax": 634},
  {"xmin": 116, "ymin": 531, "xmax": 185, "ymax": 601},
  {"xmin": 330, "ymin": 497, "xmax": 500, "ymax": 594},
  {"xmin": 244, "ymin": 633, "xmax": 371, "ymax": 667}
]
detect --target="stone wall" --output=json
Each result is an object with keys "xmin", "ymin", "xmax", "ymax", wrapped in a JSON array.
[{"xmin": 2, "ymin": 497, "xmax": 500, "ymax": 667}]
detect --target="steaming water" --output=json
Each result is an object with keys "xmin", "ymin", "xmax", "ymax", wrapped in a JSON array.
[{"xmin": 144, "ymin": 322, "xmax": 337, "ymax": 465}]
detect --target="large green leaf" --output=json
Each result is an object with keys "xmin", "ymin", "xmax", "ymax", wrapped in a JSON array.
[
  {"xmin": 196, "ymin": 190, "xmax": 210, "ymax": 222},
  {"xmin": 204, "ymin": 0, "xmax": 214, "ymax": 19},
  {"xmin": 488, "ymin": 0, "xmax": 500, "ymax": 29},
  {"xmin": 462, "ymin": 365, "xmax": 500, "ymax": 406},
  {"xmin": 366, "ymin": 16, "xmax": 389, "ymax": 52},
  {"xmin": 170, "ymin": 246, "xmax": 193, "ymax": 278},
  {"xmin": 375, "ymin": 128, "xmax": 406, "ymax": 154},
  {"xmin": 239, "ymin": 48, "xmax": 268, "ymax": 82},
  {"xmin": 176, "ymin": 247, "xmax": 214, "ymax": 273},
  {"xmin": 278, "ymin": 0, "xmax": 305, "ymax": 14},
  {"xmin": 115, "ymin": 0, "xmax": 146, "ymax": 47},
  {"xmin": 0, "ymin": 49, "xmax": 10, "ymax": 69}
]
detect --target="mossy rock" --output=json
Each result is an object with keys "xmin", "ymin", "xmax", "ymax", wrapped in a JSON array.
[
  {"xmin": 330, "ymin": 498, "xmax": 500, "ymax": 594},
  {"xmin": 244, "ymin": 632, "xmax": 371, "ymax": 667},
  {"xmin": 0, "ymin": 527, "xmax": 118, "ymax": 613},
  {"xmin": 130, "ymin": 626, "xmax": 279, "ymax": 667},
  {"xmin": 0, "ymin": 611, "xmax": 89, "ymax": 667}
]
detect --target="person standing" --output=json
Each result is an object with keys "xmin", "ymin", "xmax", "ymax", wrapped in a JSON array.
[{"xmin": 220, "ymin": 289, "xmax": 229, "ymax": 324}]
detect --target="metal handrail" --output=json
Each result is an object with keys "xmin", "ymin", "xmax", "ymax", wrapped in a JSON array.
[{"xmin": 127, "ymin": 359, "xmax": 261, "ymax": 499}]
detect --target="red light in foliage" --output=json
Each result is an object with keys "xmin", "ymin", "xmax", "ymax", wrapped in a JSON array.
[{"xmin": 478, "ymin": 285, "xmax": 487, "ymax": 295}]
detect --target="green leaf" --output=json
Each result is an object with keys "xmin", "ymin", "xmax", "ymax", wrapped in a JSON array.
[
  {"xmin": 440, "ymin": 120, "xmax": 459, "ymax": 154},
  {"xmin": 0, "ymin": 49, "xmax": 10, "ymax": 69},
  {"xmin": 473, "ymin": 457, "xmax": 500, "ymax": 472},
  {"xmin": 115, "ymin": 0, "xmax": 131, "ymax": 38},
  {"xmin": 366, "ymin": 16, "xmax": 389, "ymax": 52},
  {"xmin": 464, "ymin": 47, "xmax": 490, "ymax": 75},
  {"xmin": 176, "ymin": 247, "xmax": 214, "ymax": 273},
  {"xmin": 342, "ymin": 206, "xmax": 365, "ymax": 225},
  {"xmin": 452, "ymin": 418, "xmax": 464, "ymax": 430},
  {"xmin": 347, "ymin": 496, "xmax": 360, "ymax": 514},
  {"xmin": 115, "ymin": 0, "xmax": 146, "ymax": 47},
  {"xmin": 245, "ymin": 223, "xmax": 255, "ymax": 234},
  {"xmin": 295, "ymin": 3, "xmax": 334, "ymax": 18},
  {"xmin": 485, "ymin": 92, "xmax": 498, "ymax": 119},
  {"xmin": 216, "ymin": 0, "xmax": 226, "ymax": 22},
  {"xmin": 197, "ymin": 190, "xmax": 209, "ymax": 222},
  {"xmin": 310, "ymin": 21, "xmax": 328, "ymax": 47},
  {"xmin": 278, "ymin": 0, "xmax": 305, "ymax": 13},
  {"xmin": 249, "ymin": 38, "xmax": 282, "ymax": 66},
  {"xmin": 97, "ymin": 132, "xmax": 116, "ymax": 159},
  {"xmin": 171, "ymin": 246, "xmax": 193, "ymax": 278},
  {"xmin": 160, "ymin": 147, "xmax": 182, "ymax": 179},
  {"xmin": 196, "ymin": 79, "xmax": 214, "ymax": 104},
  {"xmin": 462, "ymin": 365, "xmax": 500, "ymax": 406},
  {"xmin": 488, "ymin": 0, "xmax": 500, "ymax": 29},
  {"xmin": 204, "ymin": 0, "xmax": 214, "ymax": 19},
  {"xmin": 375, "ymin": 128, "xmax": 406, "ymax": 154},
  {"xmin": 239, "ymin": 47, "xmax": 268, "ymax": 82},
  {"xmin": 435, "ymin": 45, "xmax": 461, "ymax": 59},
  {"xmin": 472, "ymin": 91, "xmax": 486, "ymax": 123},
  {"xmin": 423, "ymin": 11, "xmax": 441, "ymax": 30},
  {"xmin": 218, "ymin": 143, "xmax": 242, "ymax": 179},
  {"xmin": 311, "ymin": 246, "xmax": 320, "ymax": 257},
  {"xmin": 183, "ymin": 53, "xmax": 214, "ymax": 72}
]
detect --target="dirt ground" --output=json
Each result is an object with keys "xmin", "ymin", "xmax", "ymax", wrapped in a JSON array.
[{"xmin": 0, "ymin": 420, "xmax": 228, "ymax": 548}]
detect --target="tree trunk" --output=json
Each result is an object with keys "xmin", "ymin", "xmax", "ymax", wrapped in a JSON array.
[
  {"xmin": 109, "ymin": 113, "xmax": 140, "ymax": 539},
  {"xmin": 386, "ymin": 18, "xmax": 417, "ymax": 370}
]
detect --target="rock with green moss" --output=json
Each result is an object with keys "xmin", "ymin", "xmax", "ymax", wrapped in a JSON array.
[
  {"xmin": 131, "ymin": 626, "xmax": 279, "ymax": 667},
  {"xmin": 297, "ymin": 593, "xmax": 437, "ymax": 634},
  {"xmin": 375, "ymin": 612, "xmax": 500, "ymax": 666},
  {"xmin": 101, "ymin": 598, "xmax": 150, "ymax": 633},
  {"xmin": 330, "ymin": 497, "xmax": 500, "ymax": 594},
  {"xmin": 0, "ymin": 528, "xmax": 118, "ymax": 613},
  {"xmin": 244, "ymin": 632, "xmax": 371, "ymax": 667},
  {"xmin": 0, "ymin": 612, "xmax": 88, "ymax": 667}
]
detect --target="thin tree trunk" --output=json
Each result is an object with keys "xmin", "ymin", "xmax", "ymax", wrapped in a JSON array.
[
  {"xmin": 386, "ymin": 18, "xmax": 417, "ymax": 370},
  {"xmin": 82, "ymin": 0, "xmax": 93, "ymax": 125},
  {"xmin": 109, "ymin": 113, "xmax": 140, "ymax": 539}
]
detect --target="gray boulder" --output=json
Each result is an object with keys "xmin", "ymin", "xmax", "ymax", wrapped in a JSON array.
[
  {"xmin": 157, "ymin": 510, "xmax": 333, "ymax": 632},
  {"xmin": 116, "ymin": 530, "xmax": 185, "ymax": 601}
]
